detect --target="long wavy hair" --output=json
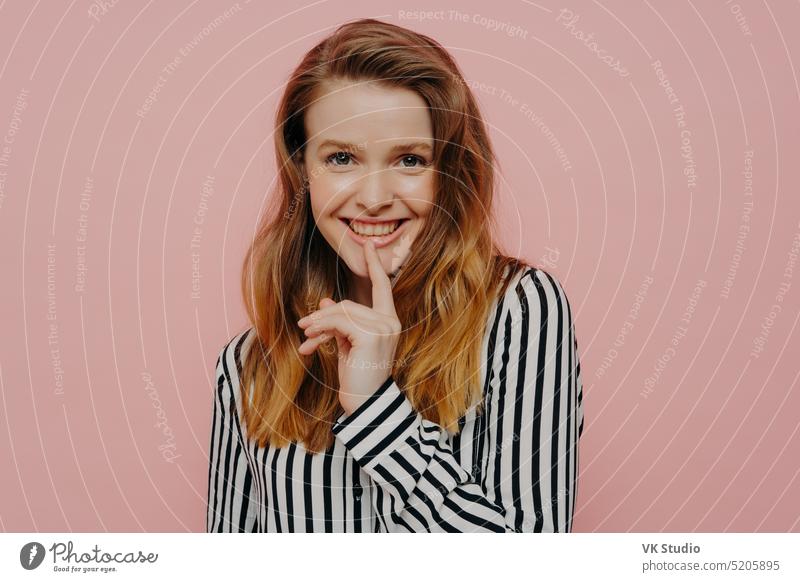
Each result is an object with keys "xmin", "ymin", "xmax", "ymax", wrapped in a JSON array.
[{"xmin": 239, "ymin": 17, "xmax": 527, "ymax": 453}]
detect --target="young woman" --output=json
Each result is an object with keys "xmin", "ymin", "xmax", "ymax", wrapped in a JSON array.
[{"xmin": 206, "ymin": 18, "xmax": 584, "ymax": 533}]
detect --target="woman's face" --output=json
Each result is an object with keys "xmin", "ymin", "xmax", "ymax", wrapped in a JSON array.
[{"xmin": 303, "ymin": 79, "xmax": 435, "ymax": 281}]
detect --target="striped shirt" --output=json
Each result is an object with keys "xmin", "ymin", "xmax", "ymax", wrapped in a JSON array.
[{"xmin": 206, "ymin": 265, "xmax": 585, "ymax": 532}]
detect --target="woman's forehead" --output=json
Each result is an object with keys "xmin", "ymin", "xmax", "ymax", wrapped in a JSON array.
[{"xmin": 305, "ymin": 81, "xmax": 432, "ymax": 143}]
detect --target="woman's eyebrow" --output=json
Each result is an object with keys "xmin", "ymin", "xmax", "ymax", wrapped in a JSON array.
[
  {"xmin": 385, "ymin": 141, "xmax": 433, "ymax": 154},
  {"xmin": 316, "ymin": 139, "xmax": 362, "ymax": 152},
  {"xmin": 315, "ymin": 139, "xmax": 432, "ymax": 154}
]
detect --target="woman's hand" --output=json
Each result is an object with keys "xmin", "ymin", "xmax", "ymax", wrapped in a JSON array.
[{"xmin": 297, "ymin": 239, "xmax": 402, "ymax": 416}]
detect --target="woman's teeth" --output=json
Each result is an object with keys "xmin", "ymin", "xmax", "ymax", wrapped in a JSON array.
[{"xmin": 348, "ymin": 220, "xmax": 401, "ymax": 236}]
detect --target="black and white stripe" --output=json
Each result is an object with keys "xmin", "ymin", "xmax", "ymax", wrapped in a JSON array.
[{"xmin": 207, "ymin": 266, "xmax": 585, "ymax": 532}]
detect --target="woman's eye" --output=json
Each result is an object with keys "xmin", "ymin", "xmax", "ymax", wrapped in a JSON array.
[
  {"xmin": 325, "ymin": 151, "xmax": 353, "ymax": 166},
  {"xmin": 324, "ymin": 152, "xmax": 429, "ymax": 169},
  {"xmin": 399, "ymin": 155, "xmax": 427, "ymax": 168}
]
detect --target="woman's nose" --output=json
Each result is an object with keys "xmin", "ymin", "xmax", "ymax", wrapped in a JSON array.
[{"xmin": 354, "ymin": 169, "xmax": 394, "ymax": 209}]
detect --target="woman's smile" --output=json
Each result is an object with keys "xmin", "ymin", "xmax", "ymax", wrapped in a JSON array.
[{"xmin": 338, "ymin": 216, "xmax": 413, "ymax": 249}]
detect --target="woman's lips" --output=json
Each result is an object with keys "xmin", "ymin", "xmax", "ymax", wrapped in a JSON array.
[{"xmin": 340, "ymin": 218, "xmax": 410, "ymax": 249}]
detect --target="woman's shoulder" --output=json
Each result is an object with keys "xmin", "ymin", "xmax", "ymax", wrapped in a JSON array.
[
  {"xmin": 495, "ymin": 260, "xmax": 574, "ymax": 320},
  {"xmin": 215, "ymin": 326, "xmax": 258, "ymax": 392}
]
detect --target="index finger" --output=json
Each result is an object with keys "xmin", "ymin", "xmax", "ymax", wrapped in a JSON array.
[{"xmin": 363, "ymin": 239, "xmax": 397, "ymax": 317}]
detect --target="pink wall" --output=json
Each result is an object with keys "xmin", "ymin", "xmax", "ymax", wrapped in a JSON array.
[{"xmin": 0, "ymin": 0, "xmax": 798, "ymax": 532}]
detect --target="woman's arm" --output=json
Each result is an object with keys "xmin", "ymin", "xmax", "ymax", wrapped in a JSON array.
[
  {"xmin": 331, "ymin": 267, "xmax": 584, "ymax": 532},
  {"xmin": 206, "ymin": 333, "xmax": 259, "ymax": 533}
]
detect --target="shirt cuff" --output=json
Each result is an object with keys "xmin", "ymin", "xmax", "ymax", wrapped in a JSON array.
[{"xmin": 331, "ymin": 375, "xmax": 420, "ymax": 468}]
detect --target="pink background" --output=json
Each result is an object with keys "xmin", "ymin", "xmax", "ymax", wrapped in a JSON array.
[{"xmin": 1, "ymin": 0, "xmax": 798, "ymax": 532}]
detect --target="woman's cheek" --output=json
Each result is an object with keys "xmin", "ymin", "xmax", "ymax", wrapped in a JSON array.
[
  {"xmin": 395, "ymin": 185, "xmax": 429, "ymax": 243},
  {"xmin": 309, "ymin": 176, "xmax": 338, "ymax": 217},
  {"xmin": 398, "ymin": 173, "xmax": 435, "ymax": 204},
  {"xmin": 319, "ymin": 174, "xmax": 356, "ymax": 204}
]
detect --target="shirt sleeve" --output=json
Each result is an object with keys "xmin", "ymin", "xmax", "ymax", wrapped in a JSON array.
[
  {"xmin": 331, "ymin": 267, "xmax": 584, "ymax": 532},
  {"xmin": 206, "ymin": 332, "xmax": 259, "ymax": 533}
]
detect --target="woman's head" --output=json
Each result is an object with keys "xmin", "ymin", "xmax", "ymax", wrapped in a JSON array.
[
  {"xmin": 275, "ymin": 17, "xmax": 501, "ymax": 289},
  {"xmin": 240, "ymin": 18, "xmax": 525, "ymax": 452},
  {"xmin": 302, "ymin": 78, "xmax": 435, "ymax": 294}
]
